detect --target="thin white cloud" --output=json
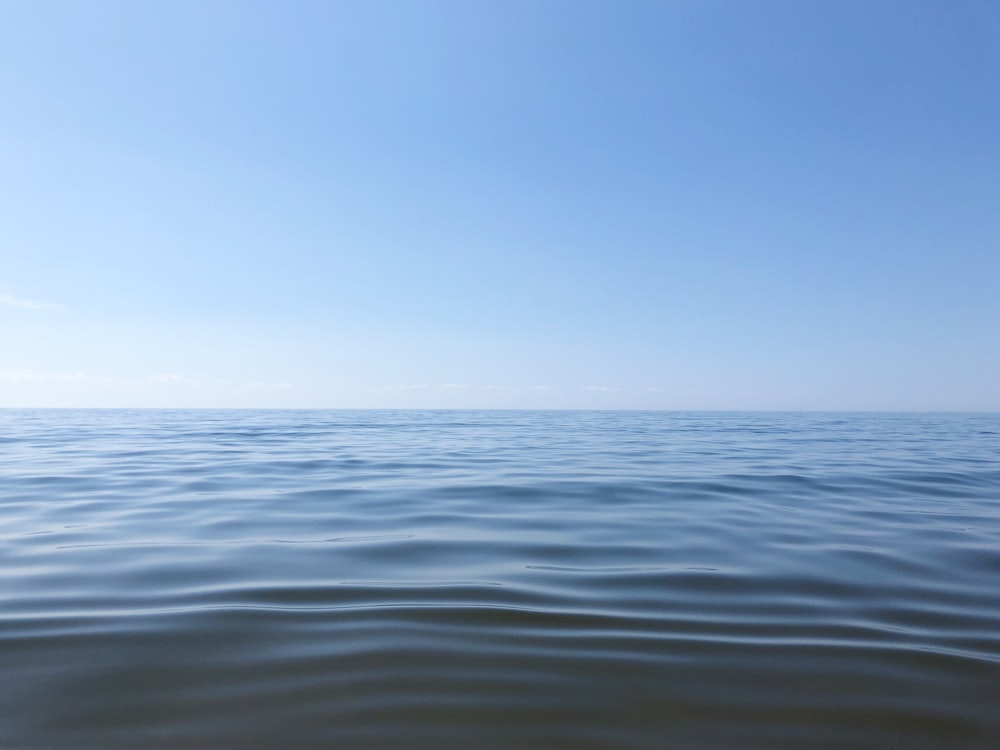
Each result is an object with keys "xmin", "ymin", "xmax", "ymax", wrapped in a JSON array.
[
  {"xmin": 0, "ymin": 369, "xmax": 111, "ymax": 384},
  {"xmin": 215, "ymin": 378, "xmax": 291, "ymax": 392},
  {"xmin": 581, "ymin": 385, "xmax": 622, "ymax": 392},
  {"xmin": 382, "ymin": 383, "xmax": 464, "ymax": 391},
  {"xmin": 149, "ymin": 373, "xmax": 199, "ymax": 385},
  {"xmin": 3, "ymin": 370, "xmax": 197, "ymax": 386},
  {"xmin": 0, "ymin": 293, "xmax": 64, "ymax": 310},
  {"xmin": 3, "ymin": 370, "xmax": 228, "ymax": 389},
  {"xmin": 242, "ymin": 381, "xmax": 292, "ymax": 392}
]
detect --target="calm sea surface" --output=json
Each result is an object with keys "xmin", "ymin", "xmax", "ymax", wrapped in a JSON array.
[{"xmin": 2, "ymin": 409, "xmax": 999, "ymax": 749}]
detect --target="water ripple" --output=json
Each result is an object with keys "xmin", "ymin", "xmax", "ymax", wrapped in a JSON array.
[{"xmin": 2, "ymin": 409, "xmax": 999, "ymax": 749}]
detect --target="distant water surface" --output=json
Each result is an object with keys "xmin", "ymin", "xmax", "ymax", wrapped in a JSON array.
[{"xmin": 2, "ymin": 409, "xmax": 999, "ymax": 749}]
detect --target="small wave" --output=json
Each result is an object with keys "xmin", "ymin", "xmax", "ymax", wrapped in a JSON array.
[{"xmin": 2, "ymin": 409, "xmax": 1000, "ymax": 749}]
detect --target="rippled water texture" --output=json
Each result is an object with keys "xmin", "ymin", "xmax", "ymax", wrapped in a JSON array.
[{"xmin": 2, "ymin": 410, "xmax": 999, "ymax": 749}]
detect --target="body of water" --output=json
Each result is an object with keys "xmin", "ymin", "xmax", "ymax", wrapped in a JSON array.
[{"xmin": 2, "ymin": 409, "xmax": 999, "ymax": 749}]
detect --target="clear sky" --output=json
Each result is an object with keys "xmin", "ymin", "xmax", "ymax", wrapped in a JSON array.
[{"xmin": 2, "ymin": 0, "xmax": 998, "ymax": 410}]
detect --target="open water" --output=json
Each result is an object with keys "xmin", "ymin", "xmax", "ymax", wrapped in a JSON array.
[{"xmin": 1, "ymin": 409, "xmax": 999, "ymax": 749}]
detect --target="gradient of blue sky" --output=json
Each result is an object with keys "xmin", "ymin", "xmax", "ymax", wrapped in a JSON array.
[{"xmin": 2, "ymin": 0, "xmax": 998, "ymax": 409}]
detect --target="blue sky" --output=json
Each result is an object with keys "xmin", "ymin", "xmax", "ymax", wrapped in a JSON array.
[{"xmin": 2, "ymin": 0, "xmax": 998, "ymax": 409}]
